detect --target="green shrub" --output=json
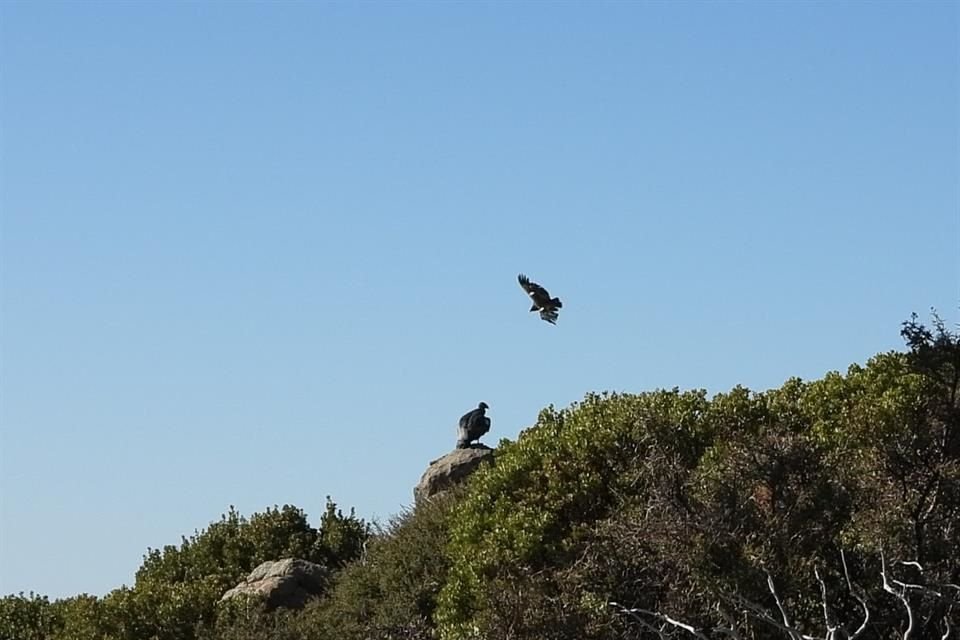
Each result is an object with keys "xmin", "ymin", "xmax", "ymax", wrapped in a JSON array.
[
  {"xmin": 301, "ymin": 491, "xmax": 460, "ymax": 640},
  {"xmin": 436, "ymin": 315, "xmax": 960, "ymax": 638},
  {"xmin": 0, "ymin": 501, "xmax": 368, "ymax": 640},
  {"xmin": 6, "ymin": 315, "xmax": 956, "ymax": 640},
  {"xmin": 0, "ymin": 593, "xmax": 56, "ymax": 640},
  {"xmin": 436, "ymin": 389, "xmax": 718, "ymax": 638}
]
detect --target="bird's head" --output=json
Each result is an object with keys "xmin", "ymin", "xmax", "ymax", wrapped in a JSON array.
[{"xmin": 479, "ymin": 402, "xmax": 489, "ymax": 411}]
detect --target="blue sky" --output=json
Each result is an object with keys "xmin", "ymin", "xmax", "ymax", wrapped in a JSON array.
[{"xmin": 1, "ymin": 1, "xmax": 957, "ymax": 599}]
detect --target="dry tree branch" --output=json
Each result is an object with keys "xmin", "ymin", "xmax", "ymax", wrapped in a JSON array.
[
  {"xmin": 609, "ymin": 602, "xmax": 709, "ymax": 640},
  {"xmin": 881, "ymin": 549, "xmax": 915, "ymax": 640},
  {"xmin": 609, "ymin": 602, "xmax": 669, "ymax": 639},
  {"xmin": 814, "ymin": 565, "xmax": 839, "ymax": 640},
  {"xmin": 612, "ymin": 550, "xmax": 954, "ymax": 640},
  {"xmin": 766, "ymin": 571, "xmax": 805, "ymax": 640},
  {"xmin": 841, "ymin": 549, "xmax": 870, "ymax": 640},
  {"xmin": 721, "ymin": 591, "xmax": 816, "ymax": 640}
]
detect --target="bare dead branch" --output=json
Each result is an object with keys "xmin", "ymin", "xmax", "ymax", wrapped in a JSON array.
[
  {"xmin": 766, "ymin": 572, "xmax": 805, "ymax": 640},
  {"xmin": 721, "ymin": 592, "xmax": 816, "ymax": 640},
  {"xmin": 814, "ymin": 565, "xmax": 839, "ymax": 639},
  {"xmin": 609, "ymin": 602, "xmax": 709, "ymax": 640},
  {"xmin": 881, "ymin": 549, "xmax": 915, "ymax": 640},
  {"xmin": 609, "ymin": 602, "xmax": 669, "ymax": 639},
  {"xmin": 891, "ymin": 575, "xmax": 946, "ymax": 598},
  {"xmin": 612, "ymin": 550, "xmax": 953, "ymax": 640},
  {"xmin": 841, "ymin": 549, "xmax": 870, "ymax": 640}
]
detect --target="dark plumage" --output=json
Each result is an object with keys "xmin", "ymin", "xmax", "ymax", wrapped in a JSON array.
[
  {"xmin": 518, "ymin": 274, "xmax": 563, "ymax": 324},
  {"xmin": 457, "ymin": 402, "xmax": 490, "ymax": 448}
]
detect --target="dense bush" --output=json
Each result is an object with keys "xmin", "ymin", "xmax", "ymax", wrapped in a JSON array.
[
  {"xmin": 312, "ymin": 493, "xmax": 455, "ymax": 639},
  {"xmin": 204, "ymin": 491, "xmax": 459, "ymax": 640},
  {"xmin": 0, "ymin": 500, "xmax": 367, "ymax": 640},
  {"xmin": 435, "ymin": 314, "xmax": 960, "ymax": 639},
  {"xmin": 436, "ymin": 388, "xmax": 715, "ymax": 637},
  {"xmin": 115, "ymin": 500, "xmax": 367, "ymax": 640},
  {"xmin": 4, "ymin": 314, "xmax": 957, "ymax": 640},
  {"xmin": 0, "ymin": 593, "xmax": 56, "ymax": 640}
]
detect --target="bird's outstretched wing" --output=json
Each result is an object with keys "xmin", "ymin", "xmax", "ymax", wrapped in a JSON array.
[{"xmin": 518, "ymin": 273, "xmax": 551, "ymax": 303}]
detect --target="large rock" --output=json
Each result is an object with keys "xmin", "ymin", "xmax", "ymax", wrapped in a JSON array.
[
  {"xmin": 220, "ymin": 558, "xmax": 327, "ymax": 610},
  {"xmin": 415, "ymin": 444, "xmax": 494, "ymax": 502}
]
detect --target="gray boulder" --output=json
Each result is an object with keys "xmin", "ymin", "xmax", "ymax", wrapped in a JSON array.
[
  {"xmin": 220, "ymin": 558, "xmax": 327, "ymax": 610},
  {"xmin": 415, "ymin": 444, "xmax": 494, "ymax": 502}
]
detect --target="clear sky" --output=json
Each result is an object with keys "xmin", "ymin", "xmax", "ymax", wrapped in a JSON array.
[{"xmin": 1, "ymin": 1, "xmax": 957, "ymax": 599}]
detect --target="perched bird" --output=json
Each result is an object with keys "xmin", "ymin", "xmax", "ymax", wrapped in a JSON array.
[
  {"xmin": 457, "ymin": 402, "xmax": 490, "ymax": 448},
  {"xmin": 518, "ymin": 274, "xmax": 563, "ymax": 324}
]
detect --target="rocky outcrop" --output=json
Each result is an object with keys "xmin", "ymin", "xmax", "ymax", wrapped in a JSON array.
[
  {"xmin": 414, "ymin": 444, "xmax": 494, "ymax": 502},
  {"xmin": 220, "ymin": 558, "xmax": 327, "ymax": 610}
]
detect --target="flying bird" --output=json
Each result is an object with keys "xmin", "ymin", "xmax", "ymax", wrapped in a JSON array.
[
  {"xmin": 457, "ymin": 402, "xmax": 490, "ymax": 448},
  {"xmin": 518, "ymin": 274, "xmax": 562, "ymax": 324}
]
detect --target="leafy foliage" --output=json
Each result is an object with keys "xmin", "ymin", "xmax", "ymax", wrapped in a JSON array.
[
  {"xmin": 0, "ymin": 500, "xmax": 367, "ymax": 640},
  {"xmin": 435, "ymin": 312, "xmax": 960, "ymax": 639},
  {"xmin": 0, "ymin": 593, "xmax": 56, "ymax": 640},
  {"xmin": 436, "ymin": 388, "xmax": 716, "ymax": 637},
  {"xmin": 304, "ymin": 490, "xmax": 459, "ymax": 640},
  {"xmin": 5, "ymin": 312, "xmax": 958, "ymax": 640},
  {"xmin": 204, "ymin": 492, "xmax": 458, "ymax": 640}
]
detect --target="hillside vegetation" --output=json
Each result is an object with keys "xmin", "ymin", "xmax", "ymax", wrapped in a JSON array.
[{"xmin": 3, "ymin": 314, "xmax": 958, "ymax": 639}]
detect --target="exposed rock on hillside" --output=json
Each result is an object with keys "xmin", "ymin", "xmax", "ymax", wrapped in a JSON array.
[
  {"xmin": 415, "ymin": 444, "xmax": 494, "ymax": 503},
  {"xmin": 220, "ymin": 558, "xmax": 327, "ymax": 610}
]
